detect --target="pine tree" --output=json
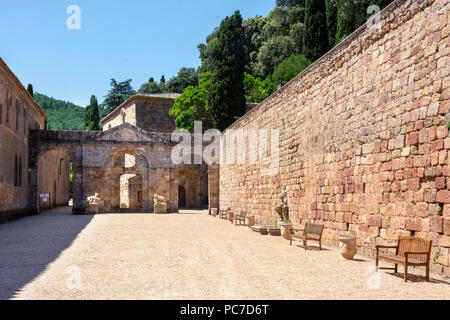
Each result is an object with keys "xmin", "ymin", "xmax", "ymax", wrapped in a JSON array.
[
  {"xmin": 160, "ymin": 75, "xmax": 166, "ymax": 84},
  {"xmin": 27, "ymin": 83, "xmax": 34, "ymax": 97},
  {"xmin": 207, "ymin": 11, "xmax": 247, "ymax": 131},
  {"xmin": 85, "ymin": 95, "xmax": 100, "ymax": 130},
  {"xmin": 303, "ymin": 0, "xmax": 329, "ymax": 62}
]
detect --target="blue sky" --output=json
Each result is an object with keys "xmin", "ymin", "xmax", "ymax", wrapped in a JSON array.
[{"xmin": 0, "ymin": 0, "xmax": 275, "ymax": 107}]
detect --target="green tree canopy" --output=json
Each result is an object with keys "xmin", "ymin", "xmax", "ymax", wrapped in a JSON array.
[
  {"xmin": 303, "ymin": 0, "xmax": 329, "ymax": 61},
  {"xmin": 169, "ymin": 72, "xmax": 212, "ymax": 131},
  {"xmin": 166, "ymin": 67, "xmax": 199, "ymax": 93},
  {"xmin": 272, "ymin": 54, "xmax": 311, "ymax": 83},
  {"xmin": 244, "ymin": 73, "xmax": 277, "ymax": 104},
  {"xmin": 207, "ymin": 11, "xmax": 247, "ymax": 131},
  {"xmin": 27, "ymin": 83, "xmax": 34, "ymax": 97},
  {"xmin": 85, "ymin": 95, "xmax": 100, "ymax": 130},
  {"xmin": 103, "ymin": 78, "xmax": 135, "ymax": 113}
]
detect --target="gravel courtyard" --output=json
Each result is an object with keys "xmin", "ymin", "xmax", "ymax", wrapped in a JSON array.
[{"xmin": 0, "ymin": 207, "xmax": 449, "ymax": 300}]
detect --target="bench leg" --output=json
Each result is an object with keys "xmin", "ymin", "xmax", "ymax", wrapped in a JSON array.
[
  {"xmin": 304, "ymin": 240, "xmax": 307, "ymax": 251},
  {"xmin": 375, "ymin": 257, "xmax": 379, "ymax": 272},
  {"xmin": 404, "ymin": 264, "xmax": 408, "ymax": 282},
  {"xmin": 426, "ymin": 264, "xmax": 430, "ymax": 281},
  {"xmin": 290, "ymin": 238, "xmax": 292, "ymax": 246},
  {"xmin": 394, "ymin": 264, "xmax": 398, "ymax": 273},
  {"xmin": 319, "ymin": 240, "xmax": 322, "ymax": 251}
]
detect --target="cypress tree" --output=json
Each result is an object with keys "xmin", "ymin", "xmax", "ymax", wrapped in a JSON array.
[
  {"xmin": 27, "ymin": 83, "xmax": 34, "ymax": 97},
  {"xmin": 207, "ymin": 11, "xmax": 247, "ymax": 131},
  {"xmin": 335, "ymin": 6, "xmax": 354, "ymax": 44},
  {"xmin": 325, "ymin": 0, "xmax": 337, "ymax": 50},
  {"xmin": 160, "ymin": 75, "xmax": 166, "ymax": 84},
  {"xmin": 85, "ymin": 95, "xmax": 100, "ymax": 130},
  {"xmin": 303, "ymin": 0, "xmax": 329, "ymax": 62}
]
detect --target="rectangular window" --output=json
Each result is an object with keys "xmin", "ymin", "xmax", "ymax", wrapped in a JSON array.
[
  {"xmin": 14, "ymin": 154, "xmax": 18, "ymax": 187},
  {"xmin": 24, "ymin": 108, "xmax": 27, "ymax": 135},
  {"xmin": 19, "ymin": 155, "xmax": 22, "ymax": 187},
  {"xmin": 6, "ymin": 89, "xmax": 10, "ymax": 123},
  {"xmin": 15, "ymin": 99, "xmax": 20, "ymax": 132}
]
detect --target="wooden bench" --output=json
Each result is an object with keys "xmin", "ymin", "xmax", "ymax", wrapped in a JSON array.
[
  {"xmin": 219, "ymin": 209, "xmax": 228, "ymax": 220},
  {"xmin": 290, "ymin": 223, "xmax": 324, "ymax": 250},
  {"xmin": 233, "ymin": 211, "xmax": 246, "ymax": 226},
  {"xmin": 376, "ymin": 236, "xmax": 432, "ymax": 282}
]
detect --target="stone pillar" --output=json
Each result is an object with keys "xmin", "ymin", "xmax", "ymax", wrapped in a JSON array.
[
  {"xmin": 72, "ymin": 163, "xmax": 85, "ymax": 215},
  {"xmin": 27, "ymin": 168, "xmax": 39, "ymax": 215},
  {"xmin": 208, "ymin": 164, "xmax": 219, "ymax": 210}
]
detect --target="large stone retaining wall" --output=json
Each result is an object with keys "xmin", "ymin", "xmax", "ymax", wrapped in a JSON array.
[{"xmin": 219, "ymin": 0, "xmax": 450, "ymax": 275}]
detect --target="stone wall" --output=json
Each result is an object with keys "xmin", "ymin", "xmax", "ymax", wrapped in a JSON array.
[
  {"xmin": 219, "ymin": 0, "xmax": 450, "ymax": 275},
  {"xmin": 0, "ymin": 58, "xmax": 46, "ymax": 222}
]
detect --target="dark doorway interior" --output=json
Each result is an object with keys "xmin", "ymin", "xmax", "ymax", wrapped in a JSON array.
[{"xmin": 178, "ymin": 186, "xmax": 186, "ymax": 208}]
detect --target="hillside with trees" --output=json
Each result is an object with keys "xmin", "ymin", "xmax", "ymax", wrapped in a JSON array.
[{"xmin": 33, "ymin": 93, "xmax": 86, "ymax": 130}]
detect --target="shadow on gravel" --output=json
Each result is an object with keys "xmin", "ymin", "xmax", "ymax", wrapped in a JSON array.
[{"xmin": 0, "ymin": 206, "xmax": 93, "ymax": 300}]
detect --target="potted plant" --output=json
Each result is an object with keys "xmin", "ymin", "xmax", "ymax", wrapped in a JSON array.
[
  {"xmin": 266, "ymin": 219, "xmax": 281, "ymax": 236},
  {"xmin": 211, "ymin": 208, "xmax": 218, "ymax": 217},
  {"xmin": 339, "ymin": 230, "xmax": 357, "ymax": 260},
  {"xmin": 279, "ymin": 218, "xmax": 292, "ymax": 240}
]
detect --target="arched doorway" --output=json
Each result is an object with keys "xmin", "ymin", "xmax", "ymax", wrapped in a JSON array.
[
  {"xmin": 36, "ymin": 149, "xmax": 72, "ymax": 211},
  {"xmin": 178, "ymin": 186, "xmax": 186, "ymax": 208},
  {"xmin": 103, "ymin": 150, "xmax": 150, "ymax": 213}
]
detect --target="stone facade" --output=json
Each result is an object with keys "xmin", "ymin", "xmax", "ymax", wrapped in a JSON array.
[
  {"xmin": 101, "ymin": 94, "xmax": 180, "ymax": 133},
  {"xmin": 0, "ymin": 58, "xmax": 47, "ymax": 222},
  {"xmin": 219, "ymin": 0, "xmax": 450, "ymax": 275}
]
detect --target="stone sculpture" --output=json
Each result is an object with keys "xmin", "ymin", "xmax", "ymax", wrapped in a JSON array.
[{"xmin": 153, "ymin": 194, "xmax": 167, "ymax": 214}]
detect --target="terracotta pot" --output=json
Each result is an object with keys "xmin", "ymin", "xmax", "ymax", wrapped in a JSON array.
[
  {"xmin": 339, "ymin": 236, "xmax": 357, "ymax": 260},
  {"xmin": 245, "ymin": 215, "xmax": 255, "ymax": 227},
  {"xmin": 211, "ymin": 208, "xmax": 218, "ymax": 217},
  {"xmin": 279, "ymin": 223, "xmax": 292, "ymax": 240}
]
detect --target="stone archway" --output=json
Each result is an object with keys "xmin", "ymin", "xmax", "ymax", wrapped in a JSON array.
[
  {"xmin": 33, "ymin": 148, "xmax": 74, "ymax": 213},
  {"xmin": 102, "ymin": 149, "xmax": 150, "ymax": 213}
]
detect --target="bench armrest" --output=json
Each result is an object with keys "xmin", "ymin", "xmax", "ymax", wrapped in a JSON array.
[
  {"xmin": 404, "ymin": 251, "xmax": 429, "ymax": 256},
  {"xmin": 376, "ymin": 245, "xmax": 398, "ymax": 249}
]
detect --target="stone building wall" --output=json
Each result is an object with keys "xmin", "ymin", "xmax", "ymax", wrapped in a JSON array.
[
  {"xmin": 219, "ymin": 0, "xmax": 450, "ymax": 275},
  {"xmin": 0, "ymin": 58, "xmax": 47, "ymax": 222}
]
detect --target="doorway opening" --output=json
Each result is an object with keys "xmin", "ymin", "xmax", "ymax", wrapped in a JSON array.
[
  {"xmin": 178, "ymin": 186, "xmax": 186, "ymax": 208},
  {"xmin": 119, "ymin": 173, "xmax": 143, "ymax": 209}
]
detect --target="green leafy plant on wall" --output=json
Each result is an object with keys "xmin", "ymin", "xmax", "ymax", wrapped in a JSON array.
[
  {"xmin": 446, "ymin": 121, "xmax": 450, "ymax": 129},
  {"xmin": 433, "ymin": 252, "xmax": 441, "ymax": 262}
]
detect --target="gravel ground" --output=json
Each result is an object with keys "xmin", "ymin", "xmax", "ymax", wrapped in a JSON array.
[{"xmin": 1, "ymin": 207, "xmax": 449, "ymax": 300}]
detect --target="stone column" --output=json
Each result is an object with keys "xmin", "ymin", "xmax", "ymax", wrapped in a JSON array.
[
  {"xmin": 71, "ymin": 146, "xmax": 86, "ymax": 215},
  {"xmin": 208, "ymin": 164, "xmax": 219, "ymax": 210},
  {"xmin": 27, "ymin": 168, "xmax": 39, "ymax": 215},
  {"xmin": 72, "ymin": 165, "xmax": 85, "ymax": 214}
]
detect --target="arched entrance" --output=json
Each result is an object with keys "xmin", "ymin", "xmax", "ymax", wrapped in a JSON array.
[
  {"xmin": 102, "ymin": 149, "xmax": 150, "ymax": 213},
  {"xmin": 36, "ymin": 149, "xmax": 72, "ymax": 211},
  {"xmin": 178, "ymin": 186, "xmax": 186, "ymax": 208}
]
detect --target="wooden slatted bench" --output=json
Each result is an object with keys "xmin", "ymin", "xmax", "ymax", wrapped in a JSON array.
[
  {"xmin": 233, "ymin": 211, "xmax": 246, "ymax": 226},
  {"xmin": 290, "ymin": 223, "xmax": 324, "ymax": 250},
  {"xmin": 376, "ymin": 236, "xmax": 432, "ymax": 282},
  {"xmin": 219, "ymin": 209, "xmax": 228, "ymax": 220}
]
